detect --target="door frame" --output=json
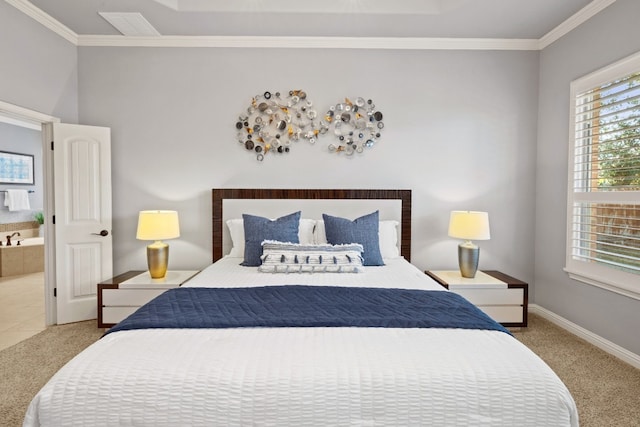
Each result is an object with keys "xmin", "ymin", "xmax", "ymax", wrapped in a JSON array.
[{"xmin": 0, "ymin": 100, "xmax": 60, "ymax": 325}]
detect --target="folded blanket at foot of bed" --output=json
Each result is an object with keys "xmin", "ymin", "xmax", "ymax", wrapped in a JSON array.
[{"xmin": 105, "ymin": 285, "xmax": 511, "ymax": 335}]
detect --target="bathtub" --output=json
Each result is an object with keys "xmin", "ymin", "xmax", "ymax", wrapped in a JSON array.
[
  {"xmin": 16, "ymin": 237, "xmax": 44, "ymax": 246},
  {"xmin": 0, "ymin": 237, "xmax": 45, "ymax": 277}
]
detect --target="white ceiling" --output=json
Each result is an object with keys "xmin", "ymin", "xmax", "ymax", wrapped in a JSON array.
[{"xmin": 23, "ymin": 0, "xmax": 603, "ymax": 40}]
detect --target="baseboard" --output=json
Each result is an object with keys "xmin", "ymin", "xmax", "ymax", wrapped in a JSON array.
[{"xmin": 530, "ymin": 304, "xmax": 640, "ymax": 370}]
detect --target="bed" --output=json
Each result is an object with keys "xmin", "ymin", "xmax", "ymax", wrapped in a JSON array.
[{"xmin": 24, "ymin": 188, "xmax": 578, "ymax": 426}]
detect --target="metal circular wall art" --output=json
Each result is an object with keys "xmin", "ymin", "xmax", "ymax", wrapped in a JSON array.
[
  {"xmin": 235, "ymin": 92, "xmax": 384, "ymax": 160},
  {"xmin": 235, "ymin": 90, "xmax": 321, "ymax": 161},
  {"xmin": 324, "ymin": 97, "xmax": 383, "ymax": 156}
]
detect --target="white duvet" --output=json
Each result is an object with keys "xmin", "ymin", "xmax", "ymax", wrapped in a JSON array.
[
  {"xmin": 24, "ymin": 258, "xmax": 578, "ymax": 426},
  {"xmin": 186, "ymin": 256, "xmax": 445, "ymax": 290}
]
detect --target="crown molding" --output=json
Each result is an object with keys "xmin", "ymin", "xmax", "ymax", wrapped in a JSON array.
[
  {"xmin": 5, "ymin": 0, "xmax": 78, "ymax": 45},
  {"xmin": 77, "ymin": 35, "xmax": 539, "ymax": 50},
  {"xmin": 8, "ymin": 0, "xmax": 616, "ymax": 51},
  {"xmin": 538, "ymin": 0, "xmax": 616, "ymax": 49}
]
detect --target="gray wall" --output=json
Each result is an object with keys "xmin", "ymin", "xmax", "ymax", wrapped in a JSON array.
[
  {"xmin": 0, "ymin": 1, "xmax": 78, "ymax": 122},
  {"xmin": 77, "ymin": 47, "xmax": 539, "ymax": 284},
  {"xmin": 0, "ymin": 122, "xmax": 43, "ymax": 224},
  {"xmin": 536, "ymin": 0, "xmax": 640, "ymax": 355}
]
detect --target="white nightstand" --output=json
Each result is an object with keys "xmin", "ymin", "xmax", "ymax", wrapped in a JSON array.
[
  {"xmin": 98, "ymin": 270, "xmax": 199, "ymax": 328},
  {"xmin": 425, "ymin": 270, "xmax": 528, "ymax": 327}
]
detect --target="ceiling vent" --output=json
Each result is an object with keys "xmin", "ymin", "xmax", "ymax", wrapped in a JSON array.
[{"xmin": 99, "ymin": 12, "xmax": 161, "ymax": 36}]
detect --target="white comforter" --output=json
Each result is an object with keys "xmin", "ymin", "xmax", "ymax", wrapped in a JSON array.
[
  {"xmin": 24, "ymin": 258, "xmax": 578, "ymax": 426},
  {"xmin": 186, "ymin": 256, "xmax": 446, "ymax": 290}
]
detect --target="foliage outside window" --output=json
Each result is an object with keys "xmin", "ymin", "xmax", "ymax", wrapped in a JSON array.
[{"xmin": 566, "ymin": 51, "xmax": 640, "ymax": 299}]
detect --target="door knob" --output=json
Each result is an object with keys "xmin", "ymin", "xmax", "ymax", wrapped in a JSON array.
[{"xmin": 92, "ymin": 230, "xmax": 109, "ymax": 236}]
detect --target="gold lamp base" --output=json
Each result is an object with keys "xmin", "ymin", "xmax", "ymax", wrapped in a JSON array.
[
  {"xmin": 147, "ymin": 241, "xmax": 169, "ymax": 278},
  {"xmin": 458, "ymin": 241, "xmax": 480, "ymax": 278}
]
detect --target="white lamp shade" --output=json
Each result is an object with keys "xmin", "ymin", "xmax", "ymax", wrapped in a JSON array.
[
  {"xmin": 448, "ymin": 211, "xmax": 490, "ymax": 241},
  {"xmin": 136, "ymin": 210, "xmax": 180, "ymax": 241}
]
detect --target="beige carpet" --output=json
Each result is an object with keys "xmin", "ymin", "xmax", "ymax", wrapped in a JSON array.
[
  {"xmin": 0, "ymin": 320, "xmax": 103, "ymax": 427},
  {"xmin": 1, "ymin": 314, "xmax": 639, "ymax": 426},
  {"xmin": 512, "ymin": 315, "xmax": 640, "ymax": 427}
]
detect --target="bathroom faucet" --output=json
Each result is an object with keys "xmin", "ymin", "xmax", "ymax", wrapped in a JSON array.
[{"xmin": 6, "ymin": 232, "xmax": 20, "ymax": 246}]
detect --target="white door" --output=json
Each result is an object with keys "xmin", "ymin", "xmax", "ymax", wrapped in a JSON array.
[{"xmin": 48, "ymin": 123, "xmax": 113, "ymax": 324}]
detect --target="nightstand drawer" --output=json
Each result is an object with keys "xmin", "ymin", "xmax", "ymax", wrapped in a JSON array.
[
  {"xmin": 478, "ymin": 306, "xmax": 524, "ymax": 323},
  {"xmin": 102, "ymin": 306, "xmax": 139, "ymax": 324},
  {"xmin": 102, "ymin": 289, "xmax": 167, "ymax": 306},
  {"xmin": 98, "ymin": 270, "xmax": 201, "ymax": 328},
  {"xmin": 425, "ymin": 270, "xmax": 528, "ymax": 327},
  {"xmin": 454, "ymin": 288, "xmax": 523, "ymax": 305}
]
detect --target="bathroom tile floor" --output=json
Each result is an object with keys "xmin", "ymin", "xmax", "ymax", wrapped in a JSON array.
[{"xmin": 0, "ymin": 272, "xmax": 45, "ymax": 351}]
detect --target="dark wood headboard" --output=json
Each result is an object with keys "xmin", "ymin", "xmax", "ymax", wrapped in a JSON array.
[{"xmin": 212, "ymin": 188, "xmax": 412, "ymax": 263}]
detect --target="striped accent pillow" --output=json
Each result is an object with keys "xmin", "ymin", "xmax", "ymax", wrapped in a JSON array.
[{"xmin": 258, "ymin": 241, "xmax": 364, "ymax": 273}]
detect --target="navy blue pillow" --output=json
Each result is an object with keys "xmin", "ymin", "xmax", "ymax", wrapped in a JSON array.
[
  {"xmin": 322, "ymin": 211, "xmax": 384, "ymax": 266},
  {"xmin": 241, "ymin": 211, "xmax": 301, "ymax": 266}
]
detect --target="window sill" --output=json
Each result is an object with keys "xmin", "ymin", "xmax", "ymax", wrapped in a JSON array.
[{"xmin": 564, "ymin": 268, "xmax": 640, "ymax": 301}]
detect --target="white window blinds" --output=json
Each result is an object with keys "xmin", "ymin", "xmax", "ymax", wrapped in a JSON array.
[{"xmin": 566, "ymin": 52, "xmax": 640, "ymax": 299}]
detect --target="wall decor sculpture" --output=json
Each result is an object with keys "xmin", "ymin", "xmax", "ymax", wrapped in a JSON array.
[
  {"xmin": 235, "ymin": 92, "xmax": 384, "ymax": 160},
  {"xmin": 235, "ymin": 90, "xmax": 321, "ymax": 161},
  {"xmin": 324, "ymin": 97, "xmax": 383, "ymax": 156}
]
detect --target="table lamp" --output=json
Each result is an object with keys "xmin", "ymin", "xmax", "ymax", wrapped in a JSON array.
[
  {"xmin": 136, "ymin": 210, "xmax": 180, "ymax": 278},
  {"xmin": 448, "ymin": 211, "xmax": 490, "ymax": 278}
]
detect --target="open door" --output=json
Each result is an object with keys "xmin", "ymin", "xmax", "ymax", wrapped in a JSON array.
[{"xmin": 46, "ymin": 123, "xmax": 113, "ymax": 324}]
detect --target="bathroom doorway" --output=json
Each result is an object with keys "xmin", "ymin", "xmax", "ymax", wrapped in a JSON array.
[
  {"xmin": 0, "ymin": 116, "xmax": 46, "ymax": 350},
  {"xmin": 0, "ymin": 100, "xmax": 60, "ymax": 352},
  {"xmin": 0, "ymin": 100, "xmax": 113, "ymax": 334}
]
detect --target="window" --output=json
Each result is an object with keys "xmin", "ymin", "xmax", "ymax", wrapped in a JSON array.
[{"xmin": 566, "ymin": 51, "xmax": 640, "ymax": 299}]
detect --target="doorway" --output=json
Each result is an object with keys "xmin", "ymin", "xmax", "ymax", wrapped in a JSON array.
[
  {"xmin": 0, "ymin": 117, "xmax": 44, "ymax": 349},
  {"xmin": 0, "ymin": 100, "xmax": 59, "ymax": 350},
  {"xmin": 0, "ymin": 100, "xmax": 113, "ymax": 334}
]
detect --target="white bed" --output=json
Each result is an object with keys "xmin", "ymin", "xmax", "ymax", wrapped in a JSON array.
[
  {"xmin": 23, "ymin": 188, "xmax": 578, "ymax": 426},
  {"xmin": 188, "ymin": 256, "xmax": 441, "ymax": 290}
]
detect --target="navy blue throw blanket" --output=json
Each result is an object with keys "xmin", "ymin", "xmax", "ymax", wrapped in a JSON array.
[{"xmin": 105, "ymin": 285, "xmax": 510, "ymax": 336}]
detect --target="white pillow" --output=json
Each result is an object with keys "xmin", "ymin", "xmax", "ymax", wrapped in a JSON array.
[
  {"xmin": 226, "ymin": 218, "xmax": 316, "ymax": 257},
  {"xmin": 258, "ymin": 241, "xmax": 364, "ymax": 273},
  {"xmin": 313, "ymin": 219, "xmax": 400, "ymax": 259}
]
